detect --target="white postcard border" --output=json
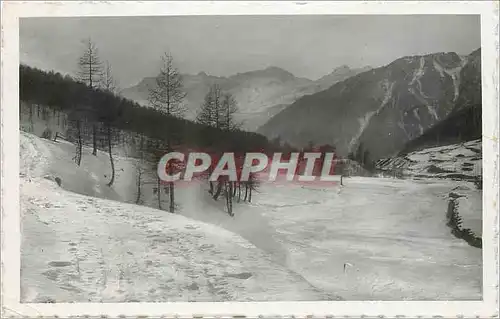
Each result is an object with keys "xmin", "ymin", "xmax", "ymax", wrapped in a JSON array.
[{"xmin": 1, "ymin": 1, "xmax": 498, "ymax": 318}]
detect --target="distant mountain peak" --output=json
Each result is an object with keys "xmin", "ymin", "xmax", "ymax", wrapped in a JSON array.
[
  {"xmin": 315, "ymin": 64, "xmax": 371, "ymax": 87},
  {"xmin": 228, "ymin": 66, "xmax": 298, "ymax": 83},
  {"xmin": 260, "ymin": 66, "xmax": 296, "ymax": 77},
  {"xmin": 265, "ymin": 66, "xmax": 290, "ymax": 72},
  {"xmin": 258, "ymin": 48, "xmax": 480, "ymax": 160},
  {"xmin": 332, "ymin": 64, "xmax": 351, "ymax": 73}
]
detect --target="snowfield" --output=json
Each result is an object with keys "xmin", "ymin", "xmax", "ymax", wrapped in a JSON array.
[
  {"xmin": 376, "ymin": 139, "xmax": 482, "ymax": 180},
  {"xmin": 375, "ymin": 139, "xmax": 482, "ymax": 235},
  {"xmin": 253, "ymin": 179, "xmax": 481, "ymax": 300},
  {"xmin": 20, "ymin": 133, "xmax": 334, "ymax": 302},
  {"xmin": 20, "ymin": 132, "xmax": 482, "ymax": 302}
]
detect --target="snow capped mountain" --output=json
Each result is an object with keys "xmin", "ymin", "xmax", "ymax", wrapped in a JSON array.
[
  {"xmin": 258, "ymin": 49, "xmax": 480, "ymax": 160},
  {"xmin": 120, "ymin": 65, "xmax": 371, "ymax": 131}
]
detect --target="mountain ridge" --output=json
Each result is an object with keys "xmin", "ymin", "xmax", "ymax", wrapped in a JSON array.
[
  {"xmin": 257, "ymin": 49, "xmax": 480, "ymax": 161},
  {"xmin": 120, "ymin": 65, "xmax": 371, "ymax": 131}
]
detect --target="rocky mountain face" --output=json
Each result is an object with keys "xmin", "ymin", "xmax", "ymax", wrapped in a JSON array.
[
  {"xmin": 120, "ymin": 65, "xmax": 370, "ymax": 131},
  {"xmin": 453, "ymin": 48, "xmax": 481, "ymax": 112},
  {"xmin": 258, "ymin": 49, "xmax": 480, "ymax": 161},
  {"xmin": 400, "ymin": 49, "xmax": 481, "ymax": 154}
]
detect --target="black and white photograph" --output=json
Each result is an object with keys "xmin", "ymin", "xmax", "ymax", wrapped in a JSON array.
[{"xmin": 1, "ymin": 1, "xmax": 499, "ymax": 318}]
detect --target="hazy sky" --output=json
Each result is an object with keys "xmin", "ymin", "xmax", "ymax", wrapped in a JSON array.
[{"xmin": 20, "ymin": 15, "xmax": 480, "ymax": 88}]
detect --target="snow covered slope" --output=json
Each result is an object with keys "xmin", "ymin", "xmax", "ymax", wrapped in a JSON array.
[
  {"xmin": 375, "ymin": 139, "xmax": 482, "ymax": 240},
  {"xmin": 376, "ymin": 139, "xmax": 482, "ymax": 181},
  {"xmin": 20, "ymin": 132, "xmax": 333, "ymax": 302},
  {"xmin": 20, "ymin": 132, "xmax": 482, "ymax": 301}
]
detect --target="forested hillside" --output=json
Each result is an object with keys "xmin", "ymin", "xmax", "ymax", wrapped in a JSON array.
[{"xmin": 20, "ymin": 65, "xmax": 272, "ymax": 154}]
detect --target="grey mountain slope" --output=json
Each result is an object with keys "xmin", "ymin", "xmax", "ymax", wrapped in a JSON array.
[
  {"xmin": 399, "ymin": 48, "xmax": 481, "ymax": 154},
  {"xmin": 120, "ymin": 65, "xmax": 370, "ymax": 131},
  {"xmin": 258, "ymin": 50, "xmax": 478, "ymax": 160}
]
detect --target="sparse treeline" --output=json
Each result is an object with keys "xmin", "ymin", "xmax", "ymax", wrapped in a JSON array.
[
  {"xmin": 19, "ymin": 51, "xmax": 272, "ymax": 215},
  {"xmin": 21, "ymin": 38, "xmax": 348, "ymax": 216},
  {"xmin": 195, "ymin": 84, "xmax": 248, "ymax": 216}
]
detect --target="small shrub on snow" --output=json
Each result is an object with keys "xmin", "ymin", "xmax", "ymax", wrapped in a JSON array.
[
  {"xmin": 446, "ymin": 195, "xmax": 482, "ymax": 249},
  {"xmin": 473, "ymin": 176, "xmax": 482, "ymax": 190},
  {"xmin": 41, "ymin": 127, "xmax": 52, "ymax": 140}
]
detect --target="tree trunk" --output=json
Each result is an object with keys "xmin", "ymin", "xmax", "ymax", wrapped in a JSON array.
[
  {"xmin": 106, "ymin": 125, "xmax": 115, "ymax": 186},
  {"xmin": 225, "ymin": 182, "xmax": 233, "ymax": 217},
  {"xmin": 92, "ymin": 124, "xmax": 98, "ymax": 156},
  {"xmin": 29, "ymin": 105, "xmax": 34, "ymax": 132},
  {"xmin": 238, "ymin": 183, "xmax": 241, "ymax": 203},
  {"xmin": 136, "ymin": 169, "xmax": 142, "ymax": 204},
  {"xmin": 157, "ymin": 177, "xmax": 162, "ymax": 210},
  {"xmin": 213, "ymin": 181, "xmax": 223, "ymax": 200},
  {"xmin": 207, "ymin": 166, "xmax": 214, "ymax": 195},
  {"xmin": 169, "ymin": 182, "xmax": 175, "ymax": 213},
  {"xmin": 76, "ymin": 120, "xmax": 83, "ymax": 166}
]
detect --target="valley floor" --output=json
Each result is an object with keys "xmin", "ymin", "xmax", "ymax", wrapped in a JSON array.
[{"xmin": 20, "ymin": 132, "xmax": 482, "ymax": 302}]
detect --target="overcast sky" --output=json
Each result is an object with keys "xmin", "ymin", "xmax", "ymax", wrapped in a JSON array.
[{"xmin": 20, "ymin": 15, "xmax": 480, "ymax": 88}]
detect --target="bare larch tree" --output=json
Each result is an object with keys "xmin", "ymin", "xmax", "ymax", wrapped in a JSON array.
[
  {"xmin": 221, "ymin": 93, "xmax": 239, "ymax": 131},
  {"xmin": 100, "ymin": 61, "xmax": 118, "ymax": 186},
  {"xmin": 196, "ymin": 84, "xmax": 223, "ymax": 195},
  {"xmin": 77, "ymin": 38, "xmax": 103, "ymax": 156},
  {"xmin": 148, "ymin": 52, "xmax": 186, "ymax": 213},
  {"xmin": 196, "ymin": 85, "xmax": 240, "ymax": 216}
]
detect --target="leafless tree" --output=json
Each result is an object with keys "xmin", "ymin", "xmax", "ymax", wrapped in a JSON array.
[
  {"xmin": 134, "ymin": 136, "xmax": 146, "ymax": 205},
  {"xmin": 221, "ymin": 93, "xmax": 240, "ymax": 131},
  {"xmin": 196, "ymin": 84, "xmax": 222, "ymax": 128},
  {"xmin": 100, "ymin": 61, "xmax": 118, "ymax": 187},
  {"xmin": 77, "ymin": 38, "xmax": 103, "ymax": 156},
  {"xmin": 196, "ymin": 84, "xmax": 222, "ymax": 194},
  {"xmin": 196, "ymin": 86, "xmax": 241, "ymax": 216},
  {"xmin": 148, "ymin": 52, "xmax": 186, "ymax": 213},
  {"xmin": 72, "ymin": 119, "xmax": 83, "ymax": 166},
  {"xmin": 148, "ymin": 53, "xmax": 186, "ymax": 117},
  {"xmin": 101, "ymin": 61, "xmax": 117, "ymax": 93}
]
